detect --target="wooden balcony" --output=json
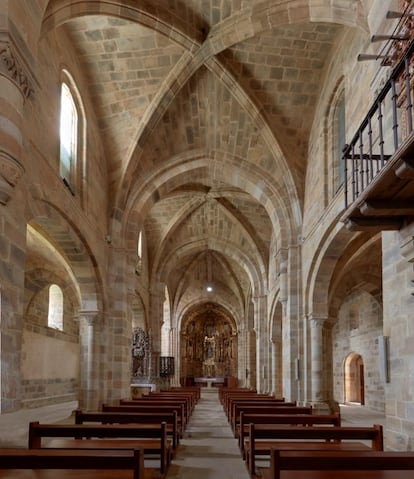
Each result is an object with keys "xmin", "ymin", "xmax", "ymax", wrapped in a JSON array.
[{"xmin": 341, "ymin": 37, "xmax": 414, "ymax": 232}]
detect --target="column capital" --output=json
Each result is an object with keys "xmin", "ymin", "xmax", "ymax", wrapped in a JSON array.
[
  {"xmin": 0, "ymin": 42, "xmax": 33, "ymax": 99},
  {"xmin": 308, "ymin": 315, "xmax": 328, "ymax": 328},
  {"xmin": 76, "ymin": 310, "xmax": 99, "ymax": 326}
]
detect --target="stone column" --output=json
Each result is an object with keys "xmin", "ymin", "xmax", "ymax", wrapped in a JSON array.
[
  {"xmin": 270, "ymin": 339, "xmax": 277, "ymax": 395},
  {"xmin": 309, "ymin": 315, "xmax": 329, "ymax": 411},
  {"xmin": 0, "ymin": 41, "xmax": 33, "ymax": 413},
  {"xmin": 237, "ymin": 327, "xmax": 248, "ymax": 388},
  {"xmin": 0, "ymin": 42, "xmax": 32, "ymax": 204},
  {"xmin": 254, "ymin": 295, "xmax": 268, "ymax": 393},
  {"xmin": 148, "ymin": 288, "xmax": 164, "ymax": 389},
  {"xmin": 78, "ymin": 310, "xmax": 99, "ymax": 410},
  {"xmin": 170, "ymin": 326, "xmax": 180, "ymax": 386}
]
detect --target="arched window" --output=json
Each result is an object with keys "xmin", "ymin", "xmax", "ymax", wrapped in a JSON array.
[
  {"xmin": 135, "ymin": 231, "xmax": 142, "ymax": 275},
  {"xmin": 59, "ymin": 71, "xmax": 86, "ymax": 203},
  {"xmin": 334, "ymin": 92, "xmax": 346, "ymax": 190},
  {"xmin": 48, "ymin": 284, "xmax": 63, "ymax": 330},
  {"xmin": 60, "ymin": 82, "xmax": 78, "ymax": 192},
  {"xmin": 161, "ymin": 285, "xmax": 171, "ymax": 356},
  {"xmin": 326, "ymin": 80, "xmax": 346, "ymax": 200}
]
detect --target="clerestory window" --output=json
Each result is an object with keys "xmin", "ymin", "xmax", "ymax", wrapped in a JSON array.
[{"xmin": 60, "ymin": 82, "xmax": 78, "ymax": 193}]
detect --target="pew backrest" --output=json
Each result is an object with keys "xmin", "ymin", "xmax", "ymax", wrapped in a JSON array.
[
  {"xmin": 28, "ymin": 421, "xmax": 169, "ymax": 475},
  {"xmin": 270, "ymin": 449, "xmax": 414, "ymax": 479},
  {"xmin": 232, "ymin": 405, "xmax": 312, "ymax": 433},
  {"xmin": 102, "ymin": 404, "xmax": 185, "ymax": 434},
  {"xmin": 29, "ymin": 421, "xmax": 168, "ymax": 445},
  {"xmin": 0, "ymin": 448, "xmax": 144, "ymax": 479},
  {"xmin": 247, "ymin": 423, "xmax": 384, "ymax": 476},
  {"xmin": 74, "ymin": 409, "xmax": 179, "ymax": 449},
  {"xmin": 238, "ymin": 413, "xmax": 341, "ymax": 453}
]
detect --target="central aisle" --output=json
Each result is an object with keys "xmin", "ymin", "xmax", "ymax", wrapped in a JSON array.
[{"xmin": 166, "ymin": 388, "xmax": 250, "ymax": 479}]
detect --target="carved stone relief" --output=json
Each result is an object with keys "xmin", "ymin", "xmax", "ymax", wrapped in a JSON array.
[
  {"xmin": 131, "ymin": 327, "xmax": 150, "ymax": 378},
  {"xmin": 0, "ymin": 43, "xmax": 33, "ymax": 99},
  {"xmin": 0, "ymin": 150, "xmax": 24, "ymax": 205}
]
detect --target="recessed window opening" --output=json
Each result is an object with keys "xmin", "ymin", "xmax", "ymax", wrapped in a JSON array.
[
  {"xmin": 136, "ymin": 231, "xmax": 142, "ymax": 275},
  {"xmin": 48, "ymin": 284, "xmax": 64, "ymax": 330},
  {"xmin": 60, "ymin": 82, "xmax": 78, "ymax": 191},
  {"xmin": 335, "ymin": 92, "xmax": 346, "ymax": 190}
]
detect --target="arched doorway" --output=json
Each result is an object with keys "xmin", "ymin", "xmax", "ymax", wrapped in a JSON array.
[
  {"xmin": 344, "ymin": 353, "xmax": 365, "ymax": 405},
  {"xmin": 180, "ymin": 303, "xmax": 237, "ymax": 385}
]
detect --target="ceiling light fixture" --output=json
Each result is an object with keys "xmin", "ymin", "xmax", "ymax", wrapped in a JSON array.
[{"xmin": 206, "ymin": 250, "xmax": 213, "ymax": 293}]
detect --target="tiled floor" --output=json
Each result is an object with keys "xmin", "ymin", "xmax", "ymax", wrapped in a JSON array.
[{"xmin": 0, "ymin": 391, "xmax": 386, "ymax": 478}]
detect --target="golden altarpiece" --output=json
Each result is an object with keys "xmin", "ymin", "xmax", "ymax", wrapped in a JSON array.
[{"xmin": 180, "ymin": 303, "xmax": 237, "ymax": 383}]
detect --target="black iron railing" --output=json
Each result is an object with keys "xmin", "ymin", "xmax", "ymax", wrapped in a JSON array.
[{"xmin": 344, "ymin": 39, "xmax": 414, "ymax": 208}]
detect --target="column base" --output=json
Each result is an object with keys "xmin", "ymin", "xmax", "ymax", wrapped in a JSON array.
[{"xmin": 307, "ymin": 400, "xmax": 340, "ymax": 414}]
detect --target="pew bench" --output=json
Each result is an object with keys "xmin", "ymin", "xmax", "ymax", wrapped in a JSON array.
[
  {"xmin": 231, "ymin": 405, "xmax": 312, "ymax": 435},
  {"xmin": 225, "ymin": 395, "xmax": 283, "ymax": 418},
  {"xmin": 119, "ymin": 399, "xmax": 189, "ymax": 429},
  {"xmin": 163, "ymin": 386, "xmax": 200, "ymax": 401},
  {"xmin": 102, "ymin": 404, "xmax": 185, "ymax": 437},
  {"xmin": 219, "ymin": 387, "xmax": 257, "ymax": 404},
  {"xmin": 261, "ymin": 449, "xmax": 414, "ymax": 479},
  {"xmin": 74, "ymin": 409, "xmax": 179, "ymax": 451},
  {"xmin": 0, "ymin": 448, "xmax": 148, "ymax": 479},
  {"xmin": 238, "ymin": 413, "xmax": 341, "ymax": 457},
  {"xmin": 144, "ymin": 392, "xmax": 196, "ymax": 413},
  {"xmin": 28, "ymin": 421, "xmax": 171, "ymax": 476},
  {"xmin": 246, "ymin": 424, "xmax": 384, "ymax": 477},
  {"xmin": 141, "ymin": 394, "xmax": 194, "ymax": 417}
]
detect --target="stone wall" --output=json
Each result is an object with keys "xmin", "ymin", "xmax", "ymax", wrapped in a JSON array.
[
  {"xmin": 332, "ymin": 290, "xmax": 384, "ymax": 412},
  {"xmin": 22, "ymin": 229, "xmax": 80, "ymax": 407},
  {"xmin": 382, "ymin": 229, "xmax": 414, "ymax": 451}
]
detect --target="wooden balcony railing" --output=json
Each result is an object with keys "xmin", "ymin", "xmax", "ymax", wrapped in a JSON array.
[{"xmin": 341, "ymin": 37, "xmax": 414, "ymax": 231}]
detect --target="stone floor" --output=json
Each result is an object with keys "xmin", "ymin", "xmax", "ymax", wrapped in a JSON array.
[
  {"xmin": 166, "ymin": 388, "xmax": 250, "ymax": 478},
  {"xmin": 0, "ymin": 390, "xmax": 386, "ymax": 478}
]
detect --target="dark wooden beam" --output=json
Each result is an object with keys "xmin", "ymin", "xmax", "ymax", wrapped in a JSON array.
[
  {"xmin": 395, "ymin": 159, "xmax": 414, "ymax": 179},
  {"xmin": 360, "ymin": 200, "xmax": 414, "ymax": 216},
  {"xmin": 344, "ymin": 217, "xmax": 402, "ymax": 231}
]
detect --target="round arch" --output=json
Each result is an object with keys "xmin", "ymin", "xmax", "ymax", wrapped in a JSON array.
[
  {"xmin": 343, "ymin": 352, "xmax": 365, "ymax": 405},
  {"xmin": 26, "ymin": 200, "xmax": 104, "ymax": 313}
]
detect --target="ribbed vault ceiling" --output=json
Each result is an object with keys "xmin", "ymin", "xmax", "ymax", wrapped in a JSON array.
[{"xmin": 41, "ymin": 0, "xmax": 357, "ymax": 323}]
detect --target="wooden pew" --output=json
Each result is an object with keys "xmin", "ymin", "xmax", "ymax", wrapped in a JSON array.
[
  {"xmin": 142, "ymin": 392, "xmax": 195, "ymax": 414},
  {"xmin": 229, "ymin": 399, "xmax": 296, "ymax": 425},
  {"xmin": 74, "ymin": 409, "xmax": 179, "ymax": 451},
  {"xmin": 119, "ymin": 399, "xmax": 189, "ymax": 428},
  {"xmin": 231, "ymin": 405, "xmax": 312, "ymax": 435},
  {"xmin": 102, "ymin": 404, "xmax": 185, "ymax": 438},
  {"xmin": 164, "ymin": 386, "xmax": 200, "ymax": 401},
  {"xmin": 219, "ymin": 387, "xmax": 257, "ymax": 403},
  {"xmin": 28, "ymin": 421, "xmax": 171, "ymax": 476},
  {"xmin": 264, "ymin": 449, "xmax": 414, "ymax": 479},
  {"xmin": 156, "ymin": 388, "xmax": 200, "ymax": 405},
  {"xmin": 246, "ymin": 424, "xmax": 384, "ymax": 477},
  {"xmin": 226, "ymin": 397, "xmax": 289, "ymax": 420},
  {"xmin": 238, "ymin": 413, "xmax": 341, "ymax": 457},
  {"xmin": 154, "ymin": 391, "xmax": 198, "ymax": 411},
  {"xmin": 224, "ymin": 393, "xmax": 278, "ymax": 415},
  {"xmin": 0, "ymin": 448, "xmax": 145, "ymax": 479}
]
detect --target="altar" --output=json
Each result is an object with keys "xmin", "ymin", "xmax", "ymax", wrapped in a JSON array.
[{"xmin": 194, "ymin": 377, "xmax": 225, "ymax": 388}]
